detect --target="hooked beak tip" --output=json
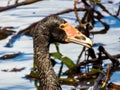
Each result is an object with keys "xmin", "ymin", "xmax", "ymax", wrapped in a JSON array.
[
  {"xmin": 84, "ymin": 37, "xmax": 93, "ymax": 48},
  {"xmin": 66, "ymin": 35, "xmax": 93, "ymax": 48}
]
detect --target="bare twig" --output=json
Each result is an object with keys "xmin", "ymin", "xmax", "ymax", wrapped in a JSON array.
[
  {"xmin": 76, "ymin": 47, "xmax": 86, "ymax": 64},
  {"xmin": 0, "ymin": 27, "xmax": 16, "ymax": 40},
  {"xmin": 5, "ymin": 21, "xmax": 38, "ymax": 47},
  {"xmin": 0, "ymin": 0, "xmax": 42, "ymax": 12},
  {"xmin": 0, "ymin": 52, "xmax": 21, "ymax": 60},
  {"xmin": 116, "ymin": 5, "xmax": 120, "ymax": 16},
  {"xmin": 64, "ymin": 54, "xmax": 120, "ymax": 76},
  {"xmin": 98, "ymin": 46, "xmax": 119, "ymax": 67},
  {"xmin": 74, "ymin": 0, "xmax": 81, "ymax": 24},
  {"xmin": 49, "ymin": 8, "xmax": 86, "ymax": 16}
]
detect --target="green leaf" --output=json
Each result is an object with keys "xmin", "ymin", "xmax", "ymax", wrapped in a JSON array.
[
  {"xmin": 50, "ymin": 52, "xmax": 62, "ymax": 59},
  {"xmin": 61, "ymin": 57, "xmax": 76, "ymax": 69},
  {"xmin": 50, "ymin": 52, "xmax": 76, "ymax": 69}
]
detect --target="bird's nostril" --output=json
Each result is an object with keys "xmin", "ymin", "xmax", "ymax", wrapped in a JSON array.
[{"xmin": 75, "ymin": 36, "xmax": 86, "ymax": 40}]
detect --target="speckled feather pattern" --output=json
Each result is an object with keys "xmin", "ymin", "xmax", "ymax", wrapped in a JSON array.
[{"xmin": 32, "ymin": 16, "xmax": 67, "ymax": 90}]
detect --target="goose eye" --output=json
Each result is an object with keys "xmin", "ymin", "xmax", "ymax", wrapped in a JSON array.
[{"xmin": 59, "ymin": 24, "xmax": 65, "ymax": 29}]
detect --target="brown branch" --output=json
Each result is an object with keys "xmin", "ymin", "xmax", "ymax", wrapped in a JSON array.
[
  {"xmin": 64, "ymin": 54, "xmax": 120, "ymax": 76},
  {"xmin": 116, "ymin": 5, "xmax": 120, "ymax": 16},
  {"xmin": 0, "ymin": 27, "xmax": 16, "ymax": 40},
  {"xmin": 0, "ymin": 52, "xmax": 21, "ymax": 60},
  {"xmin": 76, "ymin": 47, "xmax": 86, "ymax": 64},
  {"xmin": 91, "ymin": 15, "xmax": 109, "ymax": 34},
  {"xmin": 49, "ymin": 8, "xmax": 86, "ymax": 16},
  {"xmin": 74, "ymin": 0, "xmax": 81, "ymax": 24},
  {"xmin": 0, "ymin": 0, "xmax": 42, "ymax": 12},
  {"xmin": 2, "ymin": 67, "xmax": 25, "ymax": 72},
  {"xmin": 96, "ymin": 3, "xmax": 112, "ymax": 16},
  {"xmin": 5, "ymin": 21, "xmax": 38, "ymax": 47},
  {"xmin": 96, "ymin": 3, "xmax": 120, "ymax": 21},
  {"xmin": 98, "ymin": 46, "xmax": 119, "ymax": 67}
]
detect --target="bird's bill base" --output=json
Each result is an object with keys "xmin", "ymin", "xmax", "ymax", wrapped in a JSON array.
[{"xmin": 60, "ymin": 23, "xmax": 93, "ymax": 48}]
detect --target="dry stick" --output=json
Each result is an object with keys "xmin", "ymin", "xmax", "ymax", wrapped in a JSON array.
[
  {"xmin": 91, "ymin": 11, "xmax": 110, "ymax": 34},
  {"xmin": 92, "ymin": 3, "xmax": 119, "ymax": 34},
  {"xmin": 96, "ymin": 3, "xmax": 112, "ymax": 16},
  {"xmin": 5, "ymin": 21, "xmax": 38, "ymax": 47},
  {"xmin": 73, "ymin": 0, "xmax": 90, "ymax": 28},
  {"xmin": 98, "ymin": 46, "xmax": 119, "ymax": 67},
  {"xmin": 96, "ymin": 3, "xmax": 120, "ymax": 20},
  {"xmin": 64, "ymin": 54, "xmax": 120, "ymax": 75},
  {"xmin": 0, "ymin": 52, "xmax": 21, "ymax": 60},
  {"xmin": 74, "ymin": 0, "xmax": 81, "ymax": 24},
  {"xmin": 0, "ymin": 27, "xmax": 16, "ymax": 40},
  {"xmin": 116, "ymin": 5, "xmax": 120, "ymax": 16},
  {"xmin": 74, "ymin": 0, "xmax": 87, "ymax": 64},
  {"xmin": 58, "ymin": 62, "xmax": 63, "ymax": 78},
  {"xmin": 0, "ymin": 0, "xmax": 42, "ymax": 12},
  {"xmin": 49, "ymin": 8, "xmax": 86, "ymax": 16},
  {"xmin": 76, "ymin": 47, "xmax": 86, "ymax": 64}
]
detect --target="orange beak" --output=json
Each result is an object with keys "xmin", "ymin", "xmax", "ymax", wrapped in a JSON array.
[{"xmin": 59, "ymin": 23, "xmax": 92, "ymax": 48}]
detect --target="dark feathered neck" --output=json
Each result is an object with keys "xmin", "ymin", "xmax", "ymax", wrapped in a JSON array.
[{"xmin": 32, "ymin": 16, "xmax": 63, "ymax": 90}]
